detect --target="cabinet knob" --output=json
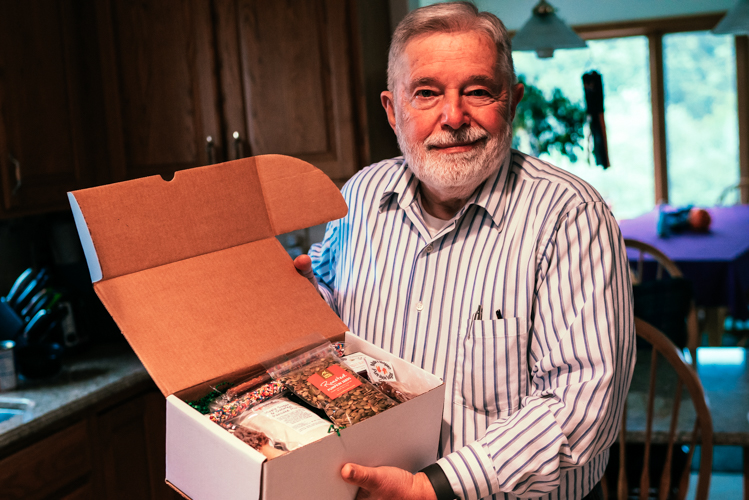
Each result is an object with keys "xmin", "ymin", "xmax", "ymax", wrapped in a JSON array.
[
  {"xmin": 205, "ymin": 136, "xmax": 215, "ymax": 165},
  {"xmin": 233, "ymin": 131, "xmax": 244, "ymax": 160},
  {"xmin": 9, "ymin": 153, "xmax": 21, "ymax": 195}
]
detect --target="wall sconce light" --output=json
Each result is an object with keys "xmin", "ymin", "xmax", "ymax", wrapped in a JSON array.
[
  {"xmin": 713, "ymin": 0, "xmax": 749, "ymax": 35},
  {"xmin": 512, "ymin": 0, "xmax": 587, "ymax": 58}
]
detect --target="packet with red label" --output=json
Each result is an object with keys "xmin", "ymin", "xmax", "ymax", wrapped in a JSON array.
[{"xmin": 267, "ymin": 343, "xmax": 397, "ymax": 428}]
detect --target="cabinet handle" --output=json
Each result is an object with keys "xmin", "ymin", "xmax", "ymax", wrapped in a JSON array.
[
  {"xmin": 233, "ymin": 131, "xmax": 244, "ymax": 160},
  {"xmin": 206, "ymin": 136, "xmax": 215, "ymax": 165},
  {"xmin": 9, "ymin": 153, "xmax": 21, "ymax": 195}
]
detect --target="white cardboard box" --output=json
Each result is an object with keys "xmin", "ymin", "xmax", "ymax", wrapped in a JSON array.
[{"xmin": 68, "ymin": 155, "xmax": 445, "ymax": 499}]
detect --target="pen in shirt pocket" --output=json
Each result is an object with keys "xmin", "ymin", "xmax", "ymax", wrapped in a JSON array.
[
  {"xmin": 468, "ymin": 304, "xmax": 482, "ymax": 338},
  {"xmin": 495, "ymin": 308, "xmax": 503, "ymax": 320}
]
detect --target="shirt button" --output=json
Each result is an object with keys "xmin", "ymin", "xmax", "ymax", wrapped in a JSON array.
[
  {"xmin": 426, "ymin": 244, "xmax": 433, "ymax": 253},
  {"xmin": 416, "ymin": 302, "xmax": 424, "ymax": 311}
]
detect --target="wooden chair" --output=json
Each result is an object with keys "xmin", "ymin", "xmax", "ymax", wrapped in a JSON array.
[
  {"xmin": 716, "ymin": 176, "xmax": 749, "ymax": 205},
  {"xmin": 624, "ymin": 238, "xmax": 700, "ymax": 364},
  {"xmin": 607, "ymin": 318, "xmax": 713, "ymax": 500}
]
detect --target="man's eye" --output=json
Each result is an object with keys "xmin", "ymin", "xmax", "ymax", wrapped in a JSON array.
[
  {"xmin": 415, "ymin": 89, "xmax": 436, "ymax": 98},
  {"xmin": 467, "ymin": 89, "xmax": 491, "ymax": 97}
]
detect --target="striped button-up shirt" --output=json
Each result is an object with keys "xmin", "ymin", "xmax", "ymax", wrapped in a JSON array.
[{"xmin": 309, "ymin": 151, "xmax": 635, "ymax": 500}]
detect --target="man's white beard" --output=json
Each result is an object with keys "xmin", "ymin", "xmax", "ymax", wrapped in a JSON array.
[{"xmin": 396, "ymin": 119, "xmax": 512, "ymax": 200}]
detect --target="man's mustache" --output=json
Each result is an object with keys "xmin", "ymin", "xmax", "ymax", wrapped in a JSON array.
[{"xmin": 424, "ymin": 127, "xmax": 489, "ymax": 149}]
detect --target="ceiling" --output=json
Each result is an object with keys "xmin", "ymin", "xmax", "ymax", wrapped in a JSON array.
[{"xmin": 416, "ymin": 0, "xmax": 735, "ymax": 31}]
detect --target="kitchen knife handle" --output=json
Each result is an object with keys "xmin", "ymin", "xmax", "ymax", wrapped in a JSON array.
[
  {"xmin": 233, "ymin": 131, "xmax": 244, "ymax": 160},
  {"xmin": 206, "ymin": 136, "xmax": 215, "ymax": 165},
  {"xmin": 9, "ymin": 153, "xmax": 21, "ymax": 195}
]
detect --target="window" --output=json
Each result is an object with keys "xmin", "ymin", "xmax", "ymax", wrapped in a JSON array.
[
  {"xmin": 514, "ymin": 37, "xmax": 654, "ymax": 219},
  {"xmin": 664, "ymin": 31, "xmax": 739, "ymax": 207},
  {"xmin": 511, "ymin": 15, "xmax": 747, "ymax": 217}
]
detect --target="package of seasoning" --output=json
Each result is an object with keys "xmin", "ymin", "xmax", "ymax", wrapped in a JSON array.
[
  {"xmin": 374, "ymin": 381, "xmax": 415, "ymax": 403},
  {"xmin": 267, "ymin": 343, "xmax": 397, "ymax": 428},
  {"xmin": 230, "ymin": 427, "xmax": 285, "ymax": 460},
  {"xmin": 209, "ymin": 380, "xmax": 285, "ymax": 425},
  {"xmin": 231, "ymin": 397, "xmax": 331, "ymax": 452}
]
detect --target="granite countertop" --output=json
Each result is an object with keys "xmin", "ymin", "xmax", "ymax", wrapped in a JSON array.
[{"xmin": 0, "ymin": 340, "xmax": 151, "ymax": 453}]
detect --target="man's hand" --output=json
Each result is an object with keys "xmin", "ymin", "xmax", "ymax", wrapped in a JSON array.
[
  {"xmin": 293, "ymin": 254, "xmax": 319, "ymax": 289},
  {"xmin": 341, "ymin": 463, "xmax": 437, "ymax": 500}
]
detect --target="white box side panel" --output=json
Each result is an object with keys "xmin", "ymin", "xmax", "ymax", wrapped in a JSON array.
[
  {"xmin": 263, "ymin": 378, "xmax": 444, "ymax": 500},
  {"xmin": 166, "ymin": 395, "xmax": 265, "ymax": 500}
]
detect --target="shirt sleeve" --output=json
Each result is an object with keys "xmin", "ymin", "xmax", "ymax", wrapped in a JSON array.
[
  {"xmin": 437, "ymin": 201, "xmax": 636, "ymax": 499},
  {"xmin": 308, "ymin": 217, "xmax": 340, "ymax": 313}
]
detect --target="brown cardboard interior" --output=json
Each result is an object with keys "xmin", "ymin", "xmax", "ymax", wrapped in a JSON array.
[{"xmin": 69, "ymin": 155, "xmax": 349, "ymax": 396}]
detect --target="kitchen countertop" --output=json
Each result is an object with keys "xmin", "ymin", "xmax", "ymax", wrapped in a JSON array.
[{"xmin": 0, "ymin": 339, "xmax": 151, "ymax": 454}]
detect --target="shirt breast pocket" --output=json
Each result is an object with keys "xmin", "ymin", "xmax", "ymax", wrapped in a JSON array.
[{"xmin": 454, "ymin": 317, "xmax": 528, "ymax": 418}]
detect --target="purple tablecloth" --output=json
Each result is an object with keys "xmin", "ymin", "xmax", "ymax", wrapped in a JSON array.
[{"xmin": 618, "ymin": 205, "xmax": 749, "ymax": 319}]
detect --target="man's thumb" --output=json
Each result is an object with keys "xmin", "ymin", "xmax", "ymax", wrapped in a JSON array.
[
  {"xmin": 293, "ymin": 254, "xmax": 318, "ymax": 288},
  {"xmin": 341, "ymin": 463, "xmax": 372, "ymax": 488}
]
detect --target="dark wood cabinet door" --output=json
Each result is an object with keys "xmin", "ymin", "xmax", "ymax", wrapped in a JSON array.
[
  {"xmin": 96, "ymin": 0, "xmax": 222, "ymax": 181},
  {"xmin": 95, "ymin": 391, "xmax": 178, "ymax": 500},
  {"xmin": 0, "ymin": 0, "xmax": 95, "ymax": 214},
  {"xmin": 0, "ymin": 420, "xmax": 92, "ymax": 500},
  {"xmin": 215, "ymin": 0, "xmax": 363, "ymax": 184}
]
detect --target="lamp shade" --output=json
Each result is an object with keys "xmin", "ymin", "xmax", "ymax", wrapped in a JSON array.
[
  {"xmin": 512, "ymin": 0, "xmax": 587, "ymax": 58},
  {"xmin": 713, "ymin": 0, "xmax": 749, "ymax": 35}
]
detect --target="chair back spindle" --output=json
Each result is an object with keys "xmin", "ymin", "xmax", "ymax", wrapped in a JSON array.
[{"xmin": 612, "ymin": 318, "xmax": 713, "ymax": 500}]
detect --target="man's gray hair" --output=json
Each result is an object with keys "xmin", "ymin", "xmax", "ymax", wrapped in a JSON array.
[{"xmin": 387, "ymin": 2, "xmax": 516, "ymax": 94}]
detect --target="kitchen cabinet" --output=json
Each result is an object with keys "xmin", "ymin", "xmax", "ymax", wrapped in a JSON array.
[
  {"xmin": 93, "ymin": 390, "xmax": 175, "ymax": 500},
  {"xmin": 97, "ymin": 0, "xmax": 365, "ymax": 185},
  {"xmin": 0, "ymin": 0, "xmax": 367, "ymax": 219},
  {"xmin": 95, "ymin": 0, "xmax": 221, "ymax": 182},
  {"xmin": 0, "ymin": 384, "xmax": 177, "ymax": 500},
  {"xmin": 213, "ymin": 0, "xmax": 364, "ymax": 184},
  {"xmin": 0, "ymin": 420, "xmax": 91, "ymax": 499},
  {"xmin": 0, "ymin": 0, "xmax": 106, "ymax": 216}
]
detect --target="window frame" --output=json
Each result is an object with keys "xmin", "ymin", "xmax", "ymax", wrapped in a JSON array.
[{"xmin": 570, "ymin": 13, "xmax": 749, "ymax": 204}]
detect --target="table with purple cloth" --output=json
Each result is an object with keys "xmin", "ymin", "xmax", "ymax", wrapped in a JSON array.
[{"xmin": 618, "ymin": 205, "xmax": 749, "ymax": 322}]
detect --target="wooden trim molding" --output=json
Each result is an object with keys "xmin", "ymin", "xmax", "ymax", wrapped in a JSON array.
[
  {"xmin": 575, "ymin": 13, "xmax": 725, "ymax": 40},
  {"xmin": 737, "ymin": 36, "xmax": 749, "ymax": 204},
  {"xmin": 648, "ymin": 33, "xmax": 669, "ymax": 204}
]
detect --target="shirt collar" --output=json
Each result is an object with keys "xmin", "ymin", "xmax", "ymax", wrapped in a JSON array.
[
  {"xmin": 378, "ymin": 152, "xmax": 513, "ymax": 230},
  {"xmin": 379, "ymin": 158, "xmax": 419, "ymax": 212}
]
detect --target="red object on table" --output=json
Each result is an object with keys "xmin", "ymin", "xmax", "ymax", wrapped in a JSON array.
[{"xmin": 688, "ymin": 207, "xmax": 712, "ymax": 232}]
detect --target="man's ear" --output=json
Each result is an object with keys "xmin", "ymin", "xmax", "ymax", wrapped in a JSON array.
[
  {"xmin": 509, "ymin": 83, "xmax": 525, "ymax": 122},
  {"xmin": 381, "ymin": 91, "xmax": 397, "ymax": 132}
]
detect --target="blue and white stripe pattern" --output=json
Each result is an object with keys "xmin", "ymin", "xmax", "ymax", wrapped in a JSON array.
[{"xmin": 309, "ymin": 151, "xmax": 635, "ymax": 499}]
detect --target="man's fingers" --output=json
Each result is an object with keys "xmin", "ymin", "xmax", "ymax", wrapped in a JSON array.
[{"xmin": 293, "ymin": 254, "xmax": 319, "ymax": 288}]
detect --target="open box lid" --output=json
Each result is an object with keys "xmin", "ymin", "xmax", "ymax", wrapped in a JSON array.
[{"xmin": 68, "ymin": 155, "xmax": 349, "ymax": 396}]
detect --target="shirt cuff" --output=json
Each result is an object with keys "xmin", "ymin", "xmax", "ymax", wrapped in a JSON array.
[
  {"xmin": 419, "ymin": 463, "xmax": 456, "ymax": 500},
  {"xmin": 437, "ymin": 441, "xmax": 500, "ymax": 500}
]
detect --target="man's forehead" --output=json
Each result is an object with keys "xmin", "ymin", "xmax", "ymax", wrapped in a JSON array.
[{"xmin": 397, "ymin": 31, "xmax": 499, "ymax": 87}]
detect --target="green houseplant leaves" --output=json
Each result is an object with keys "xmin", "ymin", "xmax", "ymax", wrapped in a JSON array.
[{"xmin": 512, "ymin": 75, "xmax": 587, "ymax": 162}]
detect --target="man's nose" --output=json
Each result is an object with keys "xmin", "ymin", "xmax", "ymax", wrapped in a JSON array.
[{"xmin": 440, "ymin": 93, "xmax": 470, "ymax": 129}]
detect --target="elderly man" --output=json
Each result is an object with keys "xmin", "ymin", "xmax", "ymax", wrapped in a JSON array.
[{"xmin": 295, "ymin": 3, "xmax": 634, "ymax": 499}]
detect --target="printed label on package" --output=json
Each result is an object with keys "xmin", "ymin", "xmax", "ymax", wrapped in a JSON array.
[
  {"xmin": 308, "ymin": 364, "xmax": 361, "ymax": 399},
  {"xmin": 367, "ymin": 359, "xmax": 396, "ymax": 383}
]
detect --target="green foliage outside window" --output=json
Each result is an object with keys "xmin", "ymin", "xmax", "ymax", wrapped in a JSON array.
[{"xmin": 512, "ymin": 75, "xmax": 587, "ymax": 162}]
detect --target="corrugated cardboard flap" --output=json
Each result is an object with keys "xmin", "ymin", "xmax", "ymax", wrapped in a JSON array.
[{"xmin": 69, "ymin": 155, "xmax": 348, "ymax": 396}]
